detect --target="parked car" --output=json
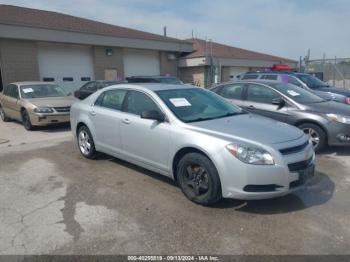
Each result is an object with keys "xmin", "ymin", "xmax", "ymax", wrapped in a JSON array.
[
  {"xmin": 74, "ymin": 80, "xmax": 125, "ymax": 100},
  {"xmin": 126, "ymin": 76, "xmax": 183, "ymax": 84},
  {"xmin": 0, "ymin": 82, "xmax": 76, "ymax": 130},
  {"xmin": 211, "ymin": 80, "xmax": 350, "ymax": 152},
  {"xmin": 240, "ymin": 72, "xmax": 350, "ymax": 105},
  {"xmin": 71, "ymin": 83, "xmax": 314, "ymax": 205}
]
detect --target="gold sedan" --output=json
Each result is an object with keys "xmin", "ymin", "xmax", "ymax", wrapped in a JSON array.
[{"xmin": 0, "ymin": 82, "xmax": 76, "ymax": 130}]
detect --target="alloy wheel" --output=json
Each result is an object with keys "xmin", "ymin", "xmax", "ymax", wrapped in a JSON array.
[
  {"xmin": 302, "ymin": 127, "xmax": 320, "ymax": 149},
  {"xmin": 78, "ymin": 130, "xmax": 92, "ymax": 156},
  {"xmin": 183, "ymin": 164, "xmax": 210, "ymax": 197}
]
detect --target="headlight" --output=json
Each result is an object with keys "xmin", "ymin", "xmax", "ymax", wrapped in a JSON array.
[
  {"xmin": 326, "ymin": 113, "xmax": 350, "ymax": 124},
  {"xmin": 226, "ymin": 143, "xmax": 274, "ymax": 165},
  {"xmin": 33, "ymin": 107, "xmax": 54, "ymax": 113}
]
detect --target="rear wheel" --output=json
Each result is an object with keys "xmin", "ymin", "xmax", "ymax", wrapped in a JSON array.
[
  {"xmin": 21, "ymin": 110, "xmax": 34, "ymax": 130},
  {"xmin": 0, "ymin": 105, "xmax": 10, "ymax": 122},
  {"xmin": 77, "ymin": 125, "xmax": 97, "ymax": 159},
  {"xmin": 177, "ymin": 153, "xmax": 222, "ymax": 205},
  {"xmin": 298, "ymin": 123, "xmax": 326, "ymax": 152}
]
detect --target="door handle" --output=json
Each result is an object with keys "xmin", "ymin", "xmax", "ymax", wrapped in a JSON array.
[
  {"xmin": 90, "ymin": 110, "xmax": 96, "ymax": 116},
  {"xmin": 122, "ymin": 118, "xmax": 131, "ymax": 124}
]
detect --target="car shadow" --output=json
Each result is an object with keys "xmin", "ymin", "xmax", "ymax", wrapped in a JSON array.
[
  {"xmin": 6, "ymin": 120, "xmax": 71, "ymax": 133},
  {"xmin": 95, "ymin": 153, "xmax": 177, "ymax": 187},
  {"xmin": 319, "ymin": 146, "xmax": 350, "ymax": 156},
  {"xmin": 212, "ymin": 171, "xmax": 335, "ymax": 214},
  {"xmin": 93, "ymin": 153, "xmax": 335, "ymax": 214}
]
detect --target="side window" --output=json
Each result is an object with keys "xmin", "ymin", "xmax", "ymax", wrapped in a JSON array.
[
  {"xmin": 261, "ymin": 75, "xmax": 277, "ymax": 80},
  {"xmin": 3, "ymin": 85, "xmax": 10, "ymax": 96},
  {"xmin": 246, "ymin": 84, "xmax": 280, "ymax": 104},
  {"xmin": 241, "ymin": 74, "xmax": 258, "ymax": 80},
  {"xmin": 287, "ymin": 76, "xmax": 303, "ymax": 87},
  {"xmin": 7, "ymin": 85, "xmax": 19, "ymax": 99},
  {"xmin": 96, "ymin": 82, "xmax": 105, "ymax": 90},
  {"xmin": 82, "ymin": 82, "xmax": 96, "ymax": 91},
  {"xmin": 99, "ymin": 89, "xmax": 127, "ymax": 110},
  {"xmin": 220, "ymin": 84, "xmax": 244, "ymax": 99},
  {"xmin": 125, "ymin": 90, "xmax": 160, "ymax": 116}
]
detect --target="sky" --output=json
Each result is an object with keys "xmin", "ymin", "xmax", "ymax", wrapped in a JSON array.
[{"xmin": 1, "ymin": 0, "xmax": 349, "ymax": 60}]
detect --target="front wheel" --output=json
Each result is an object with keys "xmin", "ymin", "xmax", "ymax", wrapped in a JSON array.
[
  {"xmin": 21, "ymin": 110, "xmax": 34, "ymax": 130},
  {"xmin": 177, "ymin": 153, "xmax": 222, "ymax": 206},
  {"xmin": 77, "ymin": 125, "xmax": 97, "ymax": 159},
  {"xmin": 298, "ymin": 123, "xmax": 326, "ymax": 152}
]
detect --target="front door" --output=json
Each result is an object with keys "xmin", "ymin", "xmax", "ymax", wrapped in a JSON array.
[
  {"xmin": 244, "ymin": 83, "xmax": 290, "ymax": 122},
  {"xmin": 120, "ymin": 90, "xmax": 170, "ymax": 172}
]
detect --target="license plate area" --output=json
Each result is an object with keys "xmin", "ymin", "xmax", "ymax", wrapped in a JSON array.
[{"xmin": 298, "ymin": 164, "xmax": 315, "ymax": 183}]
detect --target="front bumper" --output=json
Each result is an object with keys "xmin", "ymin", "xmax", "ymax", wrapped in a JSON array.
[
  {"xmin": 29, "ymin": 113, "xmax": 70, "ymax": 126},
  {"xmin": 326, "ymin": 121, "xmax": 350, "ymax": 146},
  {"xmin": 217, "ymin": 139, "xmax": 315, "ymax": 200}
]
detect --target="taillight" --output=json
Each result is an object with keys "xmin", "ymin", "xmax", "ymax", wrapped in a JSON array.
[{"xmin": 345, "ymin": 97, "xmax": 350, "ymax": 105}]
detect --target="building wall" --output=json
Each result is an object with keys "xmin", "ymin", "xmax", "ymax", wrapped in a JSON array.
[
  {"xmin": 0, "ymin": 38, "xmax": 39, "ymax": 86},
  {"xmin": 179, "ymin": 66, "xmax": 205, "ymax": 87},
  {"xmin": 160, "ymin": 52, "xmax": 177, "ymax": 77},
  {"xmin": 93, "ymin": 46, "xmax": 124, "ymax": 80},
  {"xmin": 221, "ymin": 66, "xmax": 230, "ymax": 82}
]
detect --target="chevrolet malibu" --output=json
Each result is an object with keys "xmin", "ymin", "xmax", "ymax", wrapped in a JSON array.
[
  {"xmin": 0, "ymin": 82, "xmax": 76, "ymax": 130},
  {"xmin": 70, "ymin": 84, "xmax": 315, "ymax": 205}
]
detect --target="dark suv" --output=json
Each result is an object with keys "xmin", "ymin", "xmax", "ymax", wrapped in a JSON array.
[
  {"xmin": 241, "ymin": 72, "xmax": 350, "ymax": 105},
  {"xmin": 126, "ymin": 76, "xmax": 183, "ymax": 84},
  {"xmin": 74, "ymin": 80, "xmax": 125, "ymax": 100}
]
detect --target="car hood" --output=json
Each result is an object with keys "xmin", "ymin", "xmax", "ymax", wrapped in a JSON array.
[
  {"xmin": 317, "ymin": 86, "xmax": 350, "ymax": 97},
  {"xmin": 304, "ymin": 101, "xmax": 350, "ymax": 115},
  {"xmin": 186, "ymin": 113, "xmax": 304, "ymax": 145},
  {"xmin": 26, "ymin": 96, "xmax": 76, "ymax": 107}
]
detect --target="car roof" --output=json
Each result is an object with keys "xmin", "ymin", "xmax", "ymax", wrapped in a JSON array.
[
  {"xmin": 127, "ymin": 75, "xmax": 176, "ymax": 79},
  {"xmin": 103, "ymin": 83, "xmax": 193, "ymax": 92},
  {"xmin": 10, "ymin": 81, "xmax": 58, "ymax": 86},
  {"xmin": 217, "ymin": 80, "xmax": 287, "ymax": 86}
]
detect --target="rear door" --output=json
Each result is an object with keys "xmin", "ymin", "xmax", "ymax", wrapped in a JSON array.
[
  {"xmin": 216, "ymin": 83, "xmax": 246, "ymax": 107},
  {"xmin": 244, "ymin": 83, "xmax": 289, "ymax": 122},
  {"xmin": 91, "ymin": 89, "xmax": 127, "ymax": 154}
]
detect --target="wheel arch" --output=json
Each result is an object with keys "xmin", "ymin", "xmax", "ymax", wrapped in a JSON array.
[
  {"xmin": 171, "ymin": 146, "xmax": 216, "ymax": 183},
  {"xmin": 295, "ymin": 119, "xmax": 328, "ymax": 138}
]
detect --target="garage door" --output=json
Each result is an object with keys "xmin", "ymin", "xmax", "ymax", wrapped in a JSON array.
[
  {"xmin": 124, "ymin": 49, "xmax": 160, "ymax": 77},
  {"xmin": 229, "ymin": 67, "xmax": 249, "ymax": 80},
  {"xmin": 38, "ymin": 43, "xmax": 95, "ymax": 93}
]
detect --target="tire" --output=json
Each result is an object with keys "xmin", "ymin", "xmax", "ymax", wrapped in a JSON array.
[
  {"xmin": 21, "ymin": 110, "xmax": 34, "ymax": 130},
  {"xmin": 177, "ymin": 152, "xmax": 222, "ymax": 205},
  {"xmin": 298, "ymin": 123, "xmax": 326, "ymax": 152},
  {"xmin": 0, "ymin": 105, "xmax": 10, "ymax": 122},
  {"xmin": 77, "ymin": 125, "xmax": 97, "ymax": 159}
]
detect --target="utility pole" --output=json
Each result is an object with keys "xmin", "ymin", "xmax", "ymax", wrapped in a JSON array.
[{"xmin": 163, "ymin": 26, "xmax": 167, "ymax": 37}]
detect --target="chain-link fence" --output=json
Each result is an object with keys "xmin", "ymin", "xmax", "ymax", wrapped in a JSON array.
[{"xmin": 305, "ymin": 58, "xmax": 350, "ymax": 89}]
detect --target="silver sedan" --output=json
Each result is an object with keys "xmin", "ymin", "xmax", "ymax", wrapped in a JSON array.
[{"xmin": 70, "ymin": 84, "xmax": 315, "ymax": 205}]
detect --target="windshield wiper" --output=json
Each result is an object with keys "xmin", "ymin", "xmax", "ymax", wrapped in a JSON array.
[{"xmin": 186, "ymin": 111, "xmax": 247, "ymax": 123}]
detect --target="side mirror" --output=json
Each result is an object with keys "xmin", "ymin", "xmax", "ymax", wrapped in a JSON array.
[
  {"xmin": 141, "ymin": 110, "xmax": 165, "ymax": 122},
  {"xmin": 271, "ymin": 98, "xmax": 285, "ymax": 109}
]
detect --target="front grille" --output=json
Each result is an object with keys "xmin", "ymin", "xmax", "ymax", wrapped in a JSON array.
[
  {"xmin": 243, "ymin": 184, "xmax": 283, "ymax": 192},
  {"xmin": 279, "ymin": 141, "xmax": 309, "ymax": 155},
  {"xmin": 53, "ymin": 107, "xmax": 71, "ymax": 113},
  {"xmin": 288, "ymin": 157, "xmax": 313, "ymax": 172}
]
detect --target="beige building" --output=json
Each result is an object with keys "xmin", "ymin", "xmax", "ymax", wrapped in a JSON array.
[
  {"xmin": 0, "ymin": 5, "xmax": 298, "ymax": 92},
  {"xmin": 179, "ymin": 39, "xmax": 298, "ymax": 87},
  {"xmin": 0, "ymin": 5, "xmax": 192, "ymax": 92}
]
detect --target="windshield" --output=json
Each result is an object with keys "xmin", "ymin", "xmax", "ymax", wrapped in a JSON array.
[
  {"xmin": 271, "ymin": 83, "xmax": 325, "ymax": 104},
  {"xmin": 156, "ymin": 88, "xmax": 245, "ymax": 123},
  {"xmin": 296, "ymin": 74, "xmax": 328, "ymax": 89},
  {"xmin": 20, "ymin": 84, "xmax": 67, "ymax": 99}
]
